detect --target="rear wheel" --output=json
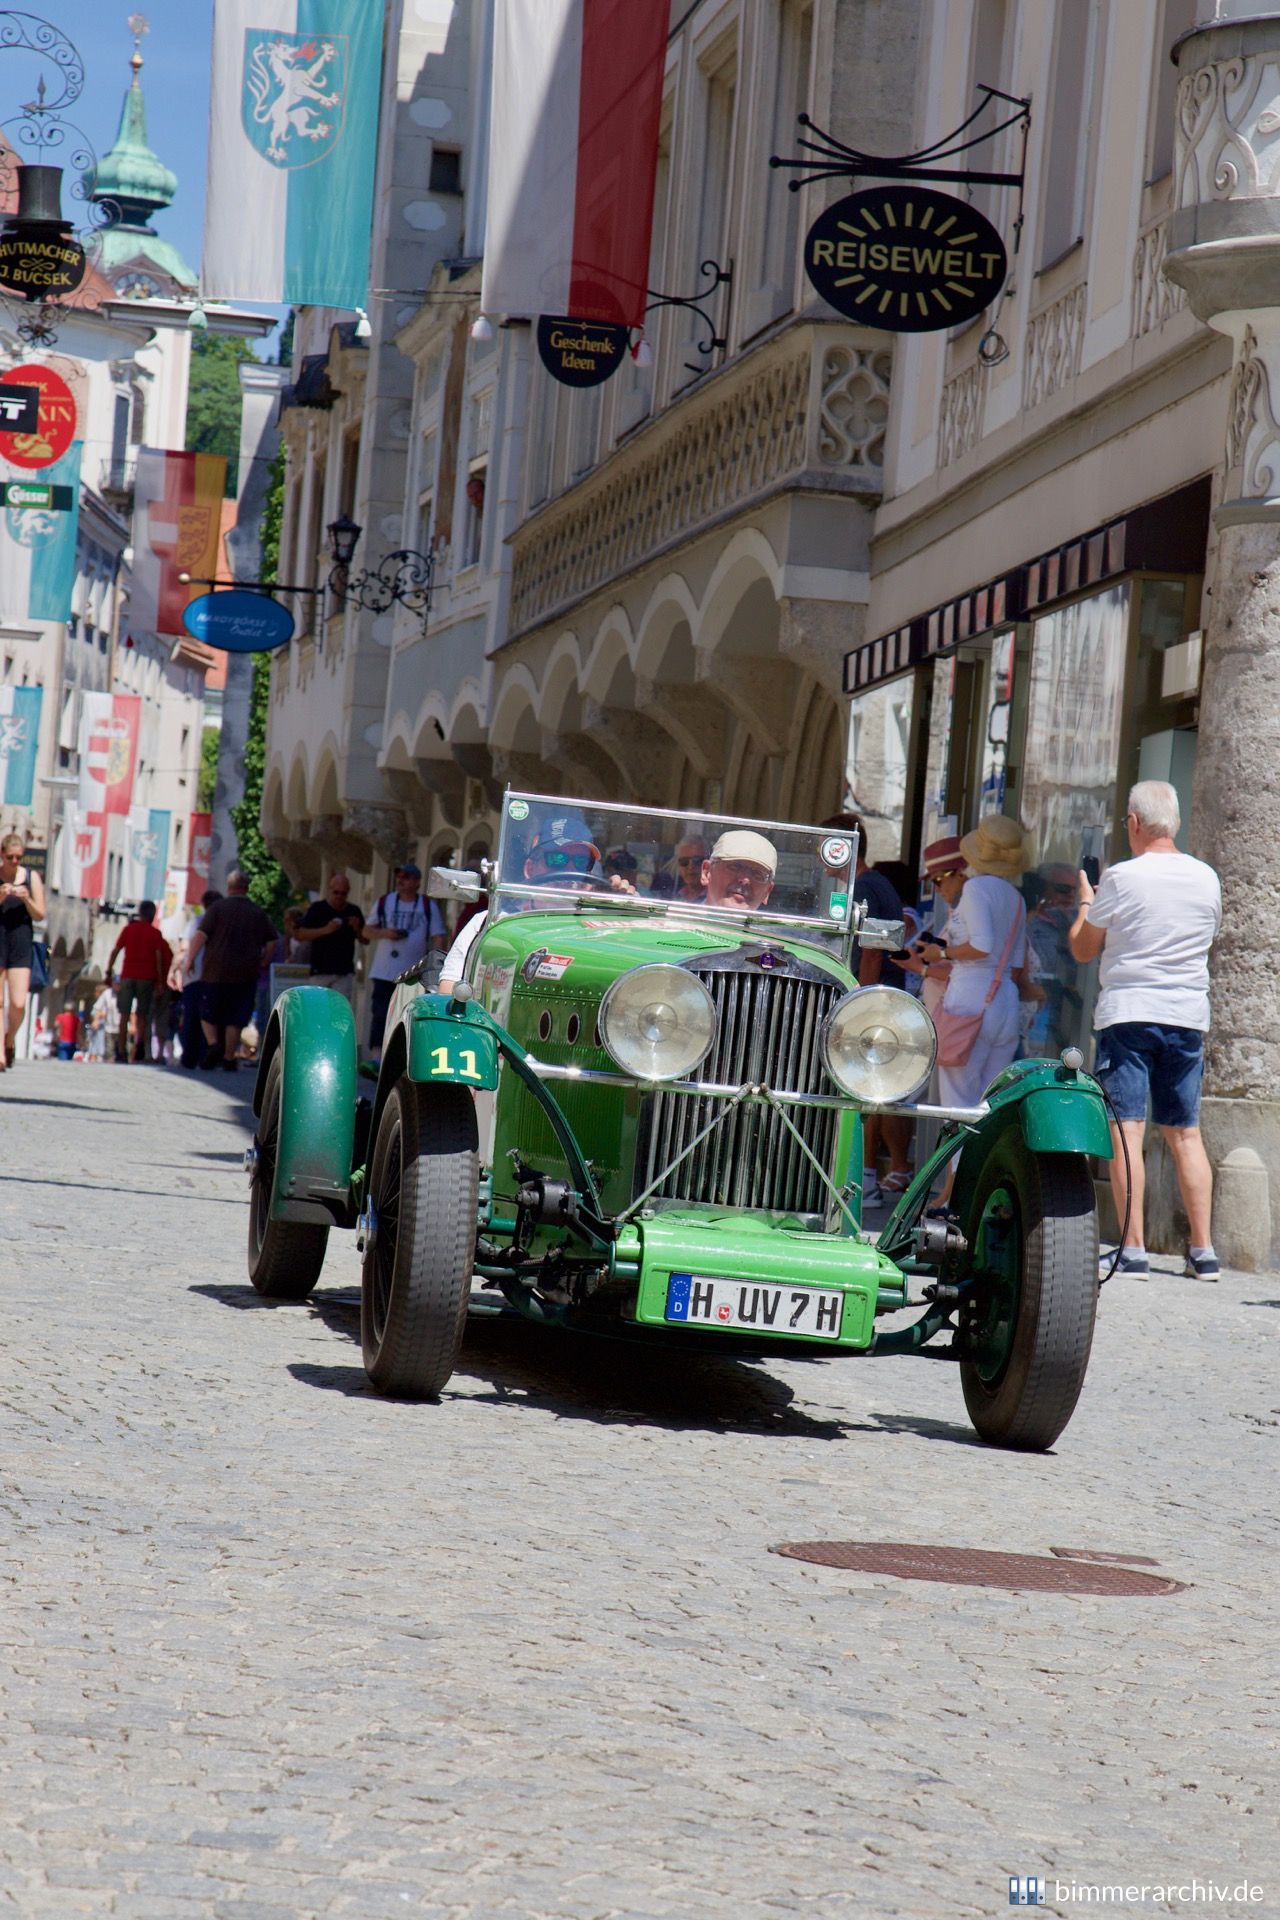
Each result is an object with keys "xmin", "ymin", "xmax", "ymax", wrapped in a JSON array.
[
  {"xmin": 361, "ymin": 1079, "xmax": 478, "ymax": 1398},
  {"xmin": 959, "ymin": 1129, "xmax": 1097, "ymax": 1451},
  {"xmin": 247, "ymin": 1053, "xmax": 330, "ymax": 1298}
]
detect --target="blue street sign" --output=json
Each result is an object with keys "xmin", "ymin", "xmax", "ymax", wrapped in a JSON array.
[{"xmin": 182, "ymin": 589, "xmax": 296, "ymax": 653}]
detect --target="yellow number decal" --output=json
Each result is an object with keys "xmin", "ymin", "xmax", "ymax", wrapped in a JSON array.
[{"xmin": 429, "ymin": 1044, "xmax": 483, "ymax": 1081}]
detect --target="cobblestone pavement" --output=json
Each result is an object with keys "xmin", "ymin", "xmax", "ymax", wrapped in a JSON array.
[{"xmin": 1, "ymin": 1062, "xmax": 1276, "ymax": 1920}]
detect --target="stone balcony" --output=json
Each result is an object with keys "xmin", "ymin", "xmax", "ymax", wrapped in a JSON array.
[{"xmin": 506, "ymin": 319, "xmax": 891, "ymax": 643}]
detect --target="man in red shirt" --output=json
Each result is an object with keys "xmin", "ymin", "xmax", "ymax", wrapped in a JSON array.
[{"xmin": 106, "ymin": 900, "xmax": 171, "ymax": 1064}]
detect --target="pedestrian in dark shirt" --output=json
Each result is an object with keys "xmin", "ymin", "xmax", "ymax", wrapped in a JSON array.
[
  {"xmin": 294, "ymin": 872, "xmax": 366, "ymax": 1005},
  {"xmin": 184, "ymin": 870, "xmax": 278, "ymax": 1073}
]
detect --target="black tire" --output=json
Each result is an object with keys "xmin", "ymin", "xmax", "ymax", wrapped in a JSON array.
[
  {"xmin": 247, "ymin": 1053, "xmax": 330, "ymax": 1298},
  {"xmin": 361, "ymin": 1079, "xmax": 478, "ymax": 1398},
  {"xmin": 959, "ymin": 1129, "xmax": 1098, "ymax": 1451}
]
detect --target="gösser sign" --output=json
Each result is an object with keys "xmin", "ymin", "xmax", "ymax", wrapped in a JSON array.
[
  {"xmin": 536, "ymin": 315, "xmax": 629, "ymax": 388},
  {"xmin": 804, "ymin": 184, "xmax": 1007, "ymax": 333},
  {"xmin": 181, "ymin": 589, "xmax": 296, "ymax": 654}
]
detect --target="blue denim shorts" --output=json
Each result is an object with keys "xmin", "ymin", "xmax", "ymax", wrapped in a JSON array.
[{"xmin": 1094, "ymin": 1021, "xmax": 1205, "ymax": 1128}]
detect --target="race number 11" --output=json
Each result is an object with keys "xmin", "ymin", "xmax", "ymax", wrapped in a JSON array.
[{"xmin": 430, "ymin": 1045, "xmax": 482, "ymax": 1081}]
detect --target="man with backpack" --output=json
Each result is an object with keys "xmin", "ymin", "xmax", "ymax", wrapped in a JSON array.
[{"xmin": 363, "ymin": 862, "xmax": 447, "ymax": 1062}]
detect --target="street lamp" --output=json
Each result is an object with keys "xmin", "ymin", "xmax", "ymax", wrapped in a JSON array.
[{"xmin": 326, "ymin": 514, "xmax": 434, "ymax": 623}]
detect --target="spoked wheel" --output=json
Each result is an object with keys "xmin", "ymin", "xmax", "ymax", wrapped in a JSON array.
[
  {"xmin": 247, "ymin": 1053, "xmax": 330, "ymax": 1298},
  {"xmin": 361, "ymin": 1079, "xmax": 478, "ymax": 1398},
  {"xmin": 959, "ymin": 1128, "xmax": 1098, "ymax": 1451}
]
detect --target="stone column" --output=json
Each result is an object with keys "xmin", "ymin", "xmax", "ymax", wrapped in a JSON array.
[{"xmin": 1164, "ymin": 5, "xmax": 1280, "ymax": 1265}]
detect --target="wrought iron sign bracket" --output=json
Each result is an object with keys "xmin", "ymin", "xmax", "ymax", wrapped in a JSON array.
[
  {"xmin": 330, "ymin": 548, "xmax": 434, "ymax": 625},
  {"xmin": 644, "ymin": 258, "xmax": 733, "ymax": 375},
  {"xmin": 771, "ymin": 85, "xmax": 1031, "ymax": 254}
]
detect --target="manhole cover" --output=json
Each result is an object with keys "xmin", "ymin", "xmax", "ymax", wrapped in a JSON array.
[{"xmin": 773, "ymin": 1542, "xmax": 1187, "ymax": 1596}]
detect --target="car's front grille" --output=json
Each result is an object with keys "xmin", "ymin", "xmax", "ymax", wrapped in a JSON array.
[{"xmin": 636, "ymin": 964, "xmax": 843, "ymax": 1216}]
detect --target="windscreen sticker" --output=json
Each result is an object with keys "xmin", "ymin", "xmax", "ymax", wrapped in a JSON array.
[
  {"xmin": 820, "ymin": 835, "xmax": 852, "ymax": 870},
  {"xmin": 829, "ymin": 891, "xmax": 849, "ymax": 920},
  {"xmin": 507, "ymin": 798, "xmax": 530, "ymax": 821}
]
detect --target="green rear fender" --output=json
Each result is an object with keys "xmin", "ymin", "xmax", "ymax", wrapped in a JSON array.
[
  {"xmin": 1016, "ymin": 1084, "xmax": 1112, "ymax": 1157},
  {"xmin": 254, "ymin": 985, "xmax": 358, "ymax": 1225}
]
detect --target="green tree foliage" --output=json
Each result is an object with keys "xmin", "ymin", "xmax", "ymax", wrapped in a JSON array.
[
  {"xmin": 231, "ymin": 446, "xmax": 294, "ymax": 921},
  {"xmin": 185, "ymin": 333, "xmax": 257, "ymax": 497},
  {"xmin": 198, "ymin": 725, "xmax": 219, "ymax": 811}
]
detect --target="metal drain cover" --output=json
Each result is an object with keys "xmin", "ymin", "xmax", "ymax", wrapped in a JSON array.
[{"xmin": 773, "ymin": 1541, "xmax": 1187, "ymax": 1596}]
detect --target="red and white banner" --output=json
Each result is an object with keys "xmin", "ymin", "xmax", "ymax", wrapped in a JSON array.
[
  {"xmin": 131, "ymin": 449, "xmax": 226, "ymax": 639},
  {"xmin": 187, "ymin": 811, "xmax": 213, "ymax": 906},
  {"xmin": 480, "ymin": 0, "xmax": 667, "ymax": 327},
  {"xmin": 62, "ymin": 693, "xmax": 141, "ymax": 898}
]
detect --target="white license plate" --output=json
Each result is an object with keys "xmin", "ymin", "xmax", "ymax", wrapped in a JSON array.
[{"xmin": 665, "ymin": 1272, "xmax": 844, "ymax": 1340}]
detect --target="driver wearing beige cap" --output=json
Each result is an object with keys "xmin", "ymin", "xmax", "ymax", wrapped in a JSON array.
[{"xmin": 703, "ymin": 830, "xmax": 777, "ymax": 909}]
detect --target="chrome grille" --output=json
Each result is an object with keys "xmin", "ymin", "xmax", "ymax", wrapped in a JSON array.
[{"xmin": 637, "ymin": 966, "xmax": 842, "ymax": 1216}]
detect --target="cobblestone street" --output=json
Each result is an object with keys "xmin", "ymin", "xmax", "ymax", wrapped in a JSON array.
[{"xmin": 1, "ymin": 1062, "xmax": 1276, "ymax": 1919}]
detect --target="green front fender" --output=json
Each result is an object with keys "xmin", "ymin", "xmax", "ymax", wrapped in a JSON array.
[
  {"xmin": 254, "ymin": 986, "xmax": 358, "ymax": 1225},
  {"xmin": 405, "ymin": 993, "xmax": 501, "ymax": 1090}
]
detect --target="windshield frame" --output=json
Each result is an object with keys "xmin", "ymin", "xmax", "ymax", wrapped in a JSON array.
[{"xmin": 488, "ymin": 790, "xmax": 860, "ymax": 959}]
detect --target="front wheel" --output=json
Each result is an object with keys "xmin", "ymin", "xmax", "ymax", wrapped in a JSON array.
[
  {"xmin": 247, "ymin": 1054, "xmax": 330, "ymax": 1298},
  {"xmin": 361, "ymin": 1079, "xmax": 478, "ymax": 1397},
  {"xmin": 959, "ymin": 1131, "xmax": 1098, "ymax": 1451}
]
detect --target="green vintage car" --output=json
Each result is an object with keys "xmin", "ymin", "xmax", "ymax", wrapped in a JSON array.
[{"xmin": 244, "ymin": 792, "xmax": 1112, "ymax": 1450}]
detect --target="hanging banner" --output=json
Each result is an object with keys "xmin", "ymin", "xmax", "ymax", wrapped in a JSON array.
[
  {"xmin": 131, "ymin": 449, "xmax": 226, "ymax": 639},
  {"xmin": 0, "ymin": 364, "xmax": 77, "ymax": 469},
  {"xmin": 0, "ymin": 685, "xmax": 42, "ymax": 807},
  {"xmin": 482, "ymin": 0, "xmax": 667, "ymax": 327},
  {"xmin": 187, "ymin": 811, "xmax": 213, "ymax": 905},
  {"xmin": 124, "ymin": 805, "xmax": 171, "ymax": 902},
  {"xmin": 0, "ymin": 440, "xmax": 82, "ymax": 625},
  {"xmin": 59, "ymin": 801, "xmax": 103, "ymax": 902},
  {"xmin": 803, "ymin": 185, "xmax": 1007, "ymax": 332},
  {"xmin": 202, "ymin": 0, "xmax": 382, "ymax": 310},
  {"xmin": 67, "ymin": 693, "xmax": 141, "ymax": 900}
]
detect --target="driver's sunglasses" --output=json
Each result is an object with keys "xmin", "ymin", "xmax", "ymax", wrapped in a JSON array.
[
  {"xmin": 713, "ymin": 859, "xmax": 770, "ymax": 884},
  {"xmin": 539, "ymin": 848, "xmax": 591, "ymax": 872}
]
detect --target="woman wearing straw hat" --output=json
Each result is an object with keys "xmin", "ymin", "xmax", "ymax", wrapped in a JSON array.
[{"xmin": 933, "ymin": 814, "xmax": 1030, "ymax": 1113}]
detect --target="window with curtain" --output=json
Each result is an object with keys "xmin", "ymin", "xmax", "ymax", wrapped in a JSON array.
[{"xmin": 1038, "ymin": 0, "xmax": 1099, "ymax": 270}]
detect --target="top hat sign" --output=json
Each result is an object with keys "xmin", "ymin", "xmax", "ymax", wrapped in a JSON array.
[
  {"xmin": 804, "ymin": 184, "xmax": 1006, "ymax": 333},
  {"xmin": 0, "ymin": 164, "xmax": 88, "ymax": 302}
]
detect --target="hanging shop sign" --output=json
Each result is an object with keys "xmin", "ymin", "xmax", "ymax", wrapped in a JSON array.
[
  {"xmin": 536, "ymin": 315, "xmax": 629, "ymax": 388},
  {"xmin": 0, "ymin": 364, "xmax": 77, "ymax": 469},
  {"xmin": 0, "ymin": 479, "xmax": 73, "ymax": 511},
  {"xmin": 0, "ymin": 229, "xmax": 86, "ymax": 301},
  {"xmin": 181, "ymin": 588, "xmax": 297, "ymax": 653},
  {"xmin": 0, "ymin": 384, "xmax": 40, "ymax": 433},
  {"xmin": 804, "ymin": 185, "xmax": 1007, "ymax": 333}
]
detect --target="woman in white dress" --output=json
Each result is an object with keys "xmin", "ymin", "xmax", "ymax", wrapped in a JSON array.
[{"xmin": 933, "ymin": 814, "xmax": 1030, "ymax": 1110}]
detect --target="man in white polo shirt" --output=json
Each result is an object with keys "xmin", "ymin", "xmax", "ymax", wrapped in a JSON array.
[{"xmin": 1069, "ymin": 779, "xmax": 1222, "ymax": 1280}]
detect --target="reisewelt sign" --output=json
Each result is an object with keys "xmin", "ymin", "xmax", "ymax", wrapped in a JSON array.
[
  {"xmin": 804, "ymin": 184, "xmax": 1006, "ymax": 333},
  {"xmin": 181, "ymin": 589, "xmax": 296, "ymax": 653}
]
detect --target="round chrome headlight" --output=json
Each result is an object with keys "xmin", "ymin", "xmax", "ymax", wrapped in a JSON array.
[
  {"xmin": 598, "ymin": 963, "xmax": 716, "ymax": 1082},
  {"xmin": 821, "ymin": 986, "xmax": 936, "ymax": 1107}
]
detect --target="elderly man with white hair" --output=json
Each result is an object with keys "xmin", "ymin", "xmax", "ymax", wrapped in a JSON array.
[{"xmin": 1069, "ymin": 780, "xmax": 1222, "ymax": 1280}]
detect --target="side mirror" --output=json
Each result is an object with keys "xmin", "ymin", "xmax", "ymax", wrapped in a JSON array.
[
  {"xmin": 858, "ymin": 917, "xmax": 906, "ymax": 951},
  {"xmin": 428, "ymin": 866, "xmax": 483, "ymax": 903}
]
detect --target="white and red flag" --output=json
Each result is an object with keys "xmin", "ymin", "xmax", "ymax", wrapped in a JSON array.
[
  {"xmin": 480, "ymin": 0, "xmax": 668, "ymax": 327},
  {"xmin": 131, "ymin": 449, "xmax": 226, "ymax": 640},
  {"xmin": 63, "ymin": 693, "xmax": 141, "ymax": 899}
]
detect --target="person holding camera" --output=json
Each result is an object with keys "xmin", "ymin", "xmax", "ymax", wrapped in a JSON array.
[{"xmin": 363, "ymin": 863, "xmax": 446, "ymax": 1062}]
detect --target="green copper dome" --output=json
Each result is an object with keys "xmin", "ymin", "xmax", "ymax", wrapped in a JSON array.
[
  {"xmin": 90, "ymin": 44, "xmax": 196, "ymax": 295},
  {"xmin": 92, "ymin": 49, "xmax": 177, "ymax": 223}
]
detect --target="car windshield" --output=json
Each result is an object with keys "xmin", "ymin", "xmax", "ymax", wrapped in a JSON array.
[{"xmin": 490, "ymin": 793, "xmax": 859, "ymax": 953}]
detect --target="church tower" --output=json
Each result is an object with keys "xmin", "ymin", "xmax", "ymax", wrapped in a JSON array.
[{"xmin": 90, "ymin": 19, "xmax": 197, "ymax": 298}]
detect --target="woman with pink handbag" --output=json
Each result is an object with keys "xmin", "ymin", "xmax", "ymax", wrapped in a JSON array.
[{"xmin": 930, "ymin": 815, "xmax": 1030, "ymax": 1111}]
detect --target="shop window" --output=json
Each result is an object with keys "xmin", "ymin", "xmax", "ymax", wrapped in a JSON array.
[{"xmin": 846, "ymin": 675, "xmax": 917, "ymax": 865}]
